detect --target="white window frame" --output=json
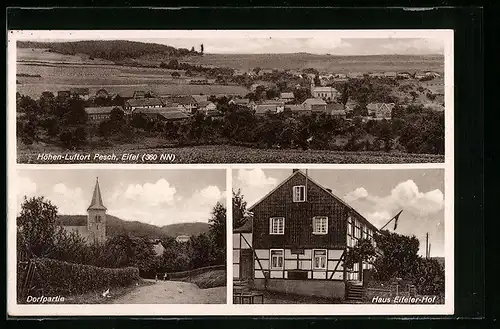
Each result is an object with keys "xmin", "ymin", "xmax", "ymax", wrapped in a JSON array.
[
  {"xmin": 312, "ymin": 216, "xmax": 328, "ymax": 235},
  {"xmin": 269, "ymin": 217, "xmax": 285, "ymax": 235},
  {"xmin": 270, "ymin": 249, "xmax": 284, "ymax": 270},
  {"xmin": 293, "ymin": 185, "xmax": 306, "ymax": 202},
  {"xmin": 312, "ymin": 249, "xmax": 327, "ymax": 270}
]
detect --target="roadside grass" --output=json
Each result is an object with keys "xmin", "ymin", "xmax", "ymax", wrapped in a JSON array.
[
  {"xmin": 179, "ymin": 269, "xmax": 226, "ymax": 289},
  {"xmin": 18, "ymin": 144, "xmax": 444, "ymax": 164},
  {"xmin": 58, "ymin": 279, "xmax": 154, "ymax": 304}
]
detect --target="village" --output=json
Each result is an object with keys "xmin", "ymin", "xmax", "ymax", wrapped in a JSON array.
[{"xmin": 57, "ymin": 68, "xmax": 444, "ymax": 124}]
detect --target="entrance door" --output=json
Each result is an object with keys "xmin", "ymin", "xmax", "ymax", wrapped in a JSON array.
[{"xmin": 240, "ymin": 249, "xmax": 254, "ymax": 280}]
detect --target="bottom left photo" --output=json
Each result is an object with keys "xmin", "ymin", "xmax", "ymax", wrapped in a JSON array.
[{"xmin": 13, "ymin": 168, "xmax": 227, "ymax": 305}]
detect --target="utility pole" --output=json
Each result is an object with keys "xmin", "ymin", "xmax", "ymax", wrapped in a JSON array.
[{"xmin": 425, "ymin": 233, "xmax": 429, "ymax": 259}]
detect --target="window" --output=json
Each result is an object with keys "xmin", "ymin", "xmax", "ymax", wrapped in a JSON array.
[
  {"xmin": 269, "ymin": 217, "xmax": 285, "ymax": 235},
  {"xmin": 270, "ymin": 249, "xmax": 284, "ymax": 269},
  {"xmin": 293, "ymin": 185, "xmax": 306, "ymax": 202},
  {"xmin": 313, "ymin": 216, "xmax": 328, "ymax": 234},
  {"xmin": 313, "ymin": 249, "xmax": 327, "ymax": 270}
]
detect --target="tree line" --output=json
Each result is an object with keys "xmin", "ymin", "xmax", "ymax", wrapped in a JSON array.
[
  {"xmin": 17, "ymin": 196, "xmax": 226, "ymax": 278},
  {"xmin": 17, "ymin": 91, "xmax": 444, "ymax": 155}
]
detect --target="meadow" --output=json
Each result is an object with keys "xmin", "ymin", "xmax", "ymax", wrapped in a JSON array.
[
  {"xmin": 140, "ymin": 53, "xmax": 445, "ymax": 74},
  {"xmin": 17, "ymin": 49, "xmax": 249, "ymax": 98},
  {"xmin": 18, "ymin": 144, "xmax": 445, "ymax": 164}
]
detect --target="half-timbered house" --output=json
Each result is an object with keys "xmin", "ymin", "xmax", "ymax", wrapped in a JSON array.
[{"xmin": 233, "ymin": 169, "xmax": 378, "ymax": 299}]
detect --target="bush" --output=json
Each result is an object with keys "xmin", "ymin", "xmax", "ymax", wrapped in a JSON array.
[{"xmin": 23, "ymin": 258, "xmax": 140, "ymax": 297}]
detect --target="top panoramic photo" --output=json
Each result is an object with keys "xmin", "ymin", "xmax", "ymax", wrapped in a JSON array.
[{"xmin": 11, "ymin": 30, "xmax": 452, "ymax": 164}]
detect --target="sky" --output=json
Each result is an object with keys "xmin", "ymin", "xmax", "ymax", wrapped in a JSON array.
[
  {"xmin": 139, "ymin": 37, "xmax": 444, "ymax": 55},
  {"xmin": 16, "ymin": 169, "xmax": 226, "ymax": 227},
  {"xmin": 28, "ymin": 32, "xmax": 445, "ymax": 55},
  {"xmin": 233, "ymin": 168, "xmax": 445, "ymax": 257}
]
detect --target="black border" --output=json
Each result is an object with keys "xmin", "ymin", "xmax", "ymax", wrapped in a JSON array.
[{"xmin": 5, "ymin": 6, "xmax": 485, "ymax": 325}]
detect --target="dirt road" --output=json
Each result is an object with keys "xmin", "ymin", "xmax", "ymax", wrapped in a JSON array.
[{"xmin": 111, "ymin": 280, "xmax": 226, "ymax": 304}]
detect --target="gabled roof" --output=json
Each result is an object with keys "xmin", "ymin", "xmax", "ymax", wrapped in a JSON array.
[
  {"xmin": 248, "ymin": 170, "xmax": 379, "ymax": 233},
  {"xmin": 88, "ymin": 178, "xmax": 107, "ymax": 211},
  {"xmin": 197, "ymin": 100, "xmax": 215, "ymax": 108},
  {"xmin": 126, "ymin": 98, "xmax": 163, "ymax": 108},
  {"xmin": 255, "ymin": 104, "xmax": 278, "ymax": 114},
  {"xmin": 231, "ymin": 98, "xmax": 250, "ymax": 105},
  {"xmin": 280, "ymin": 92, "xmax": 295, "ymax": 99},
  {"xmin": 234, "ymin": 217, "xmax": 253, "ymax": 233},
  {"xmin": 302, "ymin": 98, "xmax": 327, "ymax": 106}
]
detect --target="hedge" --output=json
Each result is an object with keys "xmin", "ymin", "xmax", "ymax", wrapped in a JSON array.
[
  {"xmin": 159, "ymin": 264, "xmax": 225, "ymax": 280},
  {"xmin": 25, "ymin": 258, "xmax": 140, "ymax": 296}
]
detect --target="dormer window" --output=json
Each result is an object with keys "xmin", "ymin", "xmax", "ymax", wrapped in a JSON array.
[{"xmin": 293, "ymin": 185, "xmax": 306, "ymax": 202}]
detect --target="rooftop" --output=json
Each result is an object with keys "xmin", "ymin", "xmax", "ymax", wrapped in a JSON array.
[{"xmin": 126, "ymin": 98, "xmax": 164, "ymax": 108}]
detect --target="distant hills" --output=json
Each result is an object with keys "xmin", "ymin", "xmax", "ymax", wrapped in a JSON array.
[
  {"xmin": 17, "ymin": 40, "xmax": 201, "ymax": 62},
  {"xmin": 58, "ymin": 214, "xmax": 210, "ymax": 239}
]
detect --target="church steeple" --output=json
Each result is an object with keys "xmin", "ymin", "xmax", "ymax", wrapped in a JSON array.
[{"xmin": 87, "ymin": 177, "xmax": 107, "ymax": 211}]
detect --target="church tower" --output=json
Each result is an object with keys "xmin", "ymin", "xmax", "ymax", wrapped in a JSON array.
[{"xmin": 87, "ymin": 177, "xmax": 107, "ymax": 244}]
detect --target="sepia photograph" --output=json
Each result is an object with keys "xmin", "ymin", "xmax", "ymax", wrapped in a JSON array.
[
  {"xmin": 232, "ymin": 168, "xmax": 447, "ymax": 304},
  {"xmin": 12, "ymin": 30, "xmax": 450, "ymax": 164},
  {"xmin": 14, "ymin": 168, "xmax": 227, "ymax": 305}
]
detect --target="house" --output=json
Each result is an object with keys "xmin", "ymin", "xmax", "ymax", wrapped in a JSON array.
[
  {"xmin": 124, "ymin": 98, "xmax": 164, "ymax": 113},
  {"xmin": 135, "ymin": 107, "xmax": 190, "ymax": 122},
  {"xmin": 84, "ymin": 106, "xmax": 123, "ymax": 122},
  {"xmin": 69, "ymin": 88, "xmax": 90, "ymax": 100},
  {"xmin": 368, "ymin": 72, "xmax": 384, "ymax": 78},
  {"xmin": 415, "ymin": 72, "xmax": 427, "ymax": 79},
  {"xmin": 197, "ymin": 101, "xmax": 217, "ymax": 114},
  {"xmin": 233, "ymin": 169, "xmax": 378, "ymax": 299},
  {"xmin": 255, "ymin": 104, "xmax": 280, "ymax": 116},
  {"xmin": 229, "ymin": 98, "xmax": 251, "ymax": 107},
  {"xmin": 302, "ymin": 98, "xmax": 328, "ymax": 112},
  {"xmin": 57, "ymin": 90, "xmax": 71, "ymax": 98},
  {"xmin": 192, "ymin": 94, "xmax": 208, "ymax": 103},
  {"xmin": 311, "ymin": 86, "xmax": 338, "ymax": 101},
  {"xmin": 384, "ymin": 72, "xmax": 397, "ymax": 78},
  {"xmin": 348, "ymin": 72, "xmax": 364, "ymax": 78},
  {"xmin": 284, "ymin": 104, "xmax": 310, "ymax": 115},
  {"xmin": 334, "ymin": 73, "xmax": 347, "ymax": 79},
  {"xmin": 163, "ymin": 95, "xmax": 198, "ymax": 113},
  {"xmin": 280, "ymin": 92, "xmax": 295, "ymax": 103},
  {"xmin": 366, "ymin": 103, "xmax": 395, "ymax": 119},
  {"xmin": 424, "ymin": 71, "xmax": 441, "ymax": 78},
  {"xmin": 62, "ymin": 178, "xmax": 107, "ymax": 245},
  {"xmin": 327, "ymin": 103, "xmax": 346, "ymax": 118},
  {"xmin": 150, "ymin": 239, "xmax": 165, "ymax": 257},
  {"xmin": 396, "ymin": 72, "xmax": 412, "ymax": 79},
  {"xmin": 176, "ymin": 235, "xmax": 191, "ymax": 243},
  {"xmin": 95, "ymin": 89, "xmax": 109, "ymax": 99},
  {"xmin": 133, "ymin": 90, "xmax": 146, "ymax": 99}
]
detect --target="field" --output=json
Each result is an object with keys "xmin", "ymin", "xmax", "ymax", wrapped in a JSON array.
[
  {"xmin": 140, "ymin": 53, "xmax": 445, "ymax": 74},
  {"xmin": 16, "ymin": 48, "xmax": 249, "ymax": 98},
  {"xmin": 18, "ymin": 144, "xmax": 445, "ymax": 164}
]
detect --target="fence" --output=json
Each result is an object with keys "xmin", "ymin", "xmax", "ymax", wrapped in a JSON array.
[{"xmin": 157, "ymin": 264, "xmax": 225, "ymax": 281}]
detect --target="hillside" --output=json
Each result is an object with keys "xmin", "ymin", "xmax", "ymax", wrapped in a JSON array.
[
  {"xmin": 17, "ymin": 40, "xmax": 201, "ymax": 62},
  {"xmin": 58, "ymin": 215, "xmax": 209, "ymax": 239}
]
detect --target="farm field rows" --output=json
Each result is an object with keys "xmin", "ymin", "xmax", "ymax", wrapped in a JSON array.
[{"xmin": 18, "ymin": 144, "xmax": 445, "ymax": 164}]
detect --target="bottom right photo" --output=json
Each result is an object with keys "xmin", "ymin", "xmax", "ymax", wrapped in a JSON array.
[{"xmin": 232, "ymin": 168, "xmax": 445, "ymax": 305}]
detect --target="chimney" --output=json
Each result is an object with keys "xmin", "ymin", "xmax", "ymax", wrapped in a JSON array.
[{"xmin": 326, "ymin": 188, "xmax": 332, "ymax": 194}]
